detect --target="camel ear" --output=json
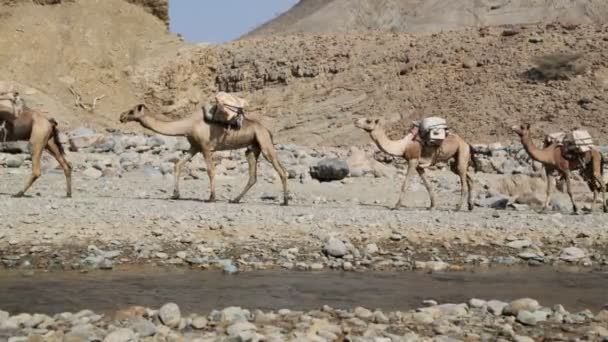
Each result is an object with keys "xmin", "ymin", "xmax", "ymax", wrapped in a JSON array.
[
  {"xmin": 374, "ymin": 119, "xmax": 380, "ymax": 124},
  {"xmin": 525, "ymin": 123, "xmax": 531, "ymax": 130},
  {"xmin": 136, "ymin": 104, "xmax": 146, "ymax": 113}
]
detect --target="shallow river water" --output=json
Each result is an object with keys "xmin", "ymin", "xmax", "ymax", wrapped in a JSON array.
[{"xmin": 0, "ymin": 266, "xmax": 606, "ymax": 314}]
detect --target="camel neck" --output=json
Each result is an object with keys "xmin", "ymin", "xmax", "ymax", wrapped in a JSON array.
[
  {"xmin": 520, "ymin": 134, "xmax": 552, "ymax": 164},
  {"xmin": 369, "ymin": 127, "xmax": 411, "ymax": 156},
  {"xmin": 137, "ymin": 114, "xmax": 194, "ymax": 137}
]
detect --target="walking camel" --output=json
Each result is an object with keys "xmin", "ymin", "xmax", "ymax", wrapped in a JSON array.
[
  {"xmin": 512, "ymin": 123, "xmax": 606, "ymax": 213},
  {"xmin": 355, "ymin": 117, "xmax": 477, "ymax": 211},
  {"xmin": 119, "ymin": 103, "xmax": 289, "ymax": 205},
  {"xmin": 0, "ymin": 91, "xmax": 72, "ymax": 197}
]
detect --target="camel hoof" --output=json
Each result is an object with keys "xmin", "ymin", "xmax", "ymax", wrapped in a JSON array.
[
  {"xmin": 280, "ymin": 201, "xmax": 289, "ymax": 207},
  {"xmin": 205, "ymin": 198, "xmax": 216, "ymax": 203},
  {"xmin": 468, "ymin": 204, "xmax": 474, "ymax": 211},
  {"xmin": 66, "ymin": 194, "xmax": 72, "ymax": 198},
  {"xmin": 170, "ymin": 193, "xmax": 180, "ymax": 200},
  {"xmin": 13, "ymin": 192, "xmax": 24, "ymax": 198},
  {"xmin": 229, "ymin": 199, "xmax": 241, "ymax": 204}
]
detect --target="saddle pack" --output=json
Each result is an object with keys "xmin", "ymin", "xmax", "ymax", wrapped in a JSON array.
[
  {"xmin": 419, "ymin": 116, "xmax": 448, "ymax": 146},
  {"xmin": 203, "ymin": 92, "xmax": 246, "ymax": 129},
  {"xmin": 544, "ymin": 132, "xmax": 566, "ymax": 146},
  {"xmin": 564, "ymin": 129, "xmax": 593, "ymax": 153}
]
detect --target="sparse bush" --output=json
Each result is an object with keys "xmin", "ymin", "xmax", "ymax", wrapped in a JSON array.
[{"xmin": 528, "ymin": 53, "xmax": 587, "ymax": 80}]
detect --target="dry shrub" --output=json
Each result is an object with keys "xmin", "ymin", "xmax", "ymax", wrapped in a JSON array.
[{"xmin": 528, "ymin": 53, "xmax": 587, "ymax": 80}]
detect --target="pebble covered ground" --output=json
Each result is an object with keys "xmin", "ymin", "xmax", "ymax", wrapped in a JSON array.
[{"xmin": 1, "ymin": 131, "xmax": 607, "ymax": 341}]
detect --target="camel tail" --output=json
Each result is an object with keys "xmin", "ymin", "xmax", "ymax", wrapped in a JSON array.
[
  {"xmin": 469, "ymin": 144, "xmax": 480, "ymax": 173},
  {"xmin": 49, "ymin": 119, "xmax": 65, "ymax": 155}
]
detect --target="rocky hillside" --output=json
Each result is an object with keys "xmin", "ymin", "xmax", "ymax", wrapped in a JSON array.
[
  {"xmin": 138, "ymin": 23, "xmax": 608, "ymax": 146},
  {"xmin": 247, "ymin": 0, "xmax": 608, "ymax": 36},
  {"xmin": 1, "ymin": 1, "xmax": 608, "ymax": 147},
  {"xmin": 0, "ymin": 0, "xmax": 179, "ymax": 128}
]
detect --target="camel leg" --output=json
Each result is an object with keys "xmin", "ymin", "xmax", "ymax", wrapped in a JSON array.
[
  {"xmin": 393, "ymin": 159, "xmax": 418, "ymax": 210},
  {"xmin": 171, "ymin": 146, "xmax": 199, "ymax": 200},
  {"xmin": 600, "ymin": 181, "xmax": 608, "ymax": 213},
  {"xmin": 590, "ymin": 181, "xmax": 597, "ymax": 213},
  {"xmin": 450, "ymin": 158, "xmax": 469, "ymax": 211},
  {"xmin": 416, "ymin": 166, "xmax": 435, "ymax": 210},
  {"xmin": 466, "ymin": 172, "xmax": 474, "ymax": 211},
  {"xmin": 261, "ymin": 145, "xmax": 289, "ymax": 206},
  {"xmin": 541, "ymin": 168, "xmax": 554, "ymax": 212},
  {"xmin": 455, "ymin": 171, "xmax": 468, "ymax": 211},
  {"xmin": 45, "ymin": 140, "xmax": 73, "ymax": 198},
  {"xmin": 201, "ymin": 149, "xmax": 216, "ymax": 202},
  {"xmin": 592, "ymin": 174, "xmax": 606, "ymax": 213},
  {"xmin": 230, "ymin": 145, "xmax": 261, "ymax": 204},
  {"xmin": 14, "ymin": 142, "xmax": 45, "ymax": 197},
  {"xmin": 564, "ymin": 172, "xmax": 578, "ymax": 214},
  {"xmin": 600, "ymin": 179, "xmax": 607, "ymax": 213}
]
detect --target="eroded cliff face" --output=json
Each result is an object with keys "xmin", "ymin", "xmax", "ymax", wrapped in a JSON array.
[
  {"xmin": 1, "ymin": 0, "xmax": 169, "ymax": 27},
  {"xmin": 0, "ymin": 0, "xmax": 179, "ymax": 128},
  {"xmin": 125, "ymin": 0, "xmax": 169, "ymax": 27}
]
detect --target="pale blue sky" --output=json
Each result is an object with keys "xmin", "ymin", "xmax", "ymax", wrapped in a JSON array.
[{"xmin": 169, "ymin": 0, "xmax": 299, "ymax": 43}]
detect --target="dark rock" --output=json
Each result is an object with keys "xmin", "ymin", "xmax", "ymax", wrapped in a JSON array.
[
  {"xmin": 310, "ymin": 158, "xmax": 349, "ymax": 182},
  {"xmin": 0, "ymin": 141, "xmax": 30, "ymax": 154}
]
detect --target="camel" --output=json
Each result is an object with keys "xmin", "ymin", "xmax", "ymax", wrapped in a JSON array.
[
  {"xmin": 0, "ymin": 91, "xmax": 72, "ymax": 197},
  {"xmin": 354, "ymin": 118, "xmax": 477, "ymax": 211},
  {"xmin": 119, "ymin": 104, "xmax": 289, "ymax": 205},
  {"xmin": 512, "ymin": 123, "xmax": 606, "ymax": 213}
]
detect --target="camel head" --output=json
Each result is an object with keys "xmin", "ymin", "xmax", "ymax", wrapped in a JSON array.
[
  {"xmin": 409, "ymin": 121, "xmax": 420, "ymax": 135},
  {"xmin": 511, "ymin": 123, "xmax": 531, "ymax": 137},
  {"xmin": 354, "ymin": 117, "xmax": 383, "ymax": 132},
  {"xmin": 120, "ymin": 104, "xmax": 147, "ymax": 123}
]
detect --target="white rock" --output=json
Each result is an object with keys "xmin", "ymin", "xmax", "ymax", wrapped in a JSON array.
[
  {"xmin": 505, "ymin": 239, "xmax": 531, "ymax": 249},
  {"xmin": 504, "ymin": 298, "xmax": 540, "ymax": 315},
  {"xmin": 227, "ymin": 321, "xmax": 257, "ymax": 338},
  {"xmin": 468, "ymin": 298, "xmax": 487, "ymax": 308},
  {"xmin": 191, "ymin": 316, "xmax": 208, "ymax": 329},
  {"xmin": 103, "ymin": 328, "xmax": 136, "ymax": 342},
  {"xmin": 487, "ymin": 300, "xmax": 508, "ymax": 316},
  {"xmin": 560, "ymin": 247, "xmax": 586, "ymax": 262},
  {"xmin": 159, "ymin": 303, "xmax": 181, "ymax": 328},
  {"xmin": 83, "ymin": 167, "xmax": 103, "ymax": 179},
  {"xmin": 323, "ymin": 237, "xmax": 347, "ymax": 258}
]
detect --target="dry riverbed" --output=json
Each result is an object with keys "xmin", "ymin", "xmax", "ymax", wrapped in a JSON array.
[
  {"xmin": 1, "ymin": 168, "xmax": 607, "ymax": 273},
  {"xmin": 2, "ymin": 136, "xmax": 608, "ymax": 341}
]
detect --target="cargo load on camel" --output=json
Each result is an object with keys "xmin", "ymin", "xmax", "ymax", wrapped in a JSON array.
[
  {"xmin": 419, "ymin": 116, "xmax": 448, "ymax": 146},
  {"xmin": 203, "ymin": 92, "xmax": 247, "ymax": 129},
  {"xmin": 0, "ymin": 90, "xmax": 23, "ymax": 142},
  {"xmin": 544, "ymin": 132, "xmax": 566, "ymax": 146},
  {"xmin": 564, "ymin": 129, "xmax": 593, "ymax": 153}
]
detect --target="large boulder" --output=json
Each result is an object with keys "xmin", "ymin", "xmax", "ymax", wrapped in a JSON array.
[
  {"xmin": 68, "ymin": 127, "xmax": 107, "ymax": 152},
  {"xmin": 310, "ymin": 158, "xmax": 349, "ymax": 181}
]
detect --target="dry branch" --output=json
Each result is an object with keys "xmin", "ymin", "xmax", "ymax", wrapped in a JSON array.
[{"xmin": 68, "ymin": 86, "xmax": 106, "ymax": 112}]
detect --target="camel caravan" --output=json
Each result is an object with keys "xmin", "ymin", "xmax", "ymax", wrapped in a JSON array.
[{"xmin": 1, "ymin": 85, "xmax": 606, "ymax": 213}]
